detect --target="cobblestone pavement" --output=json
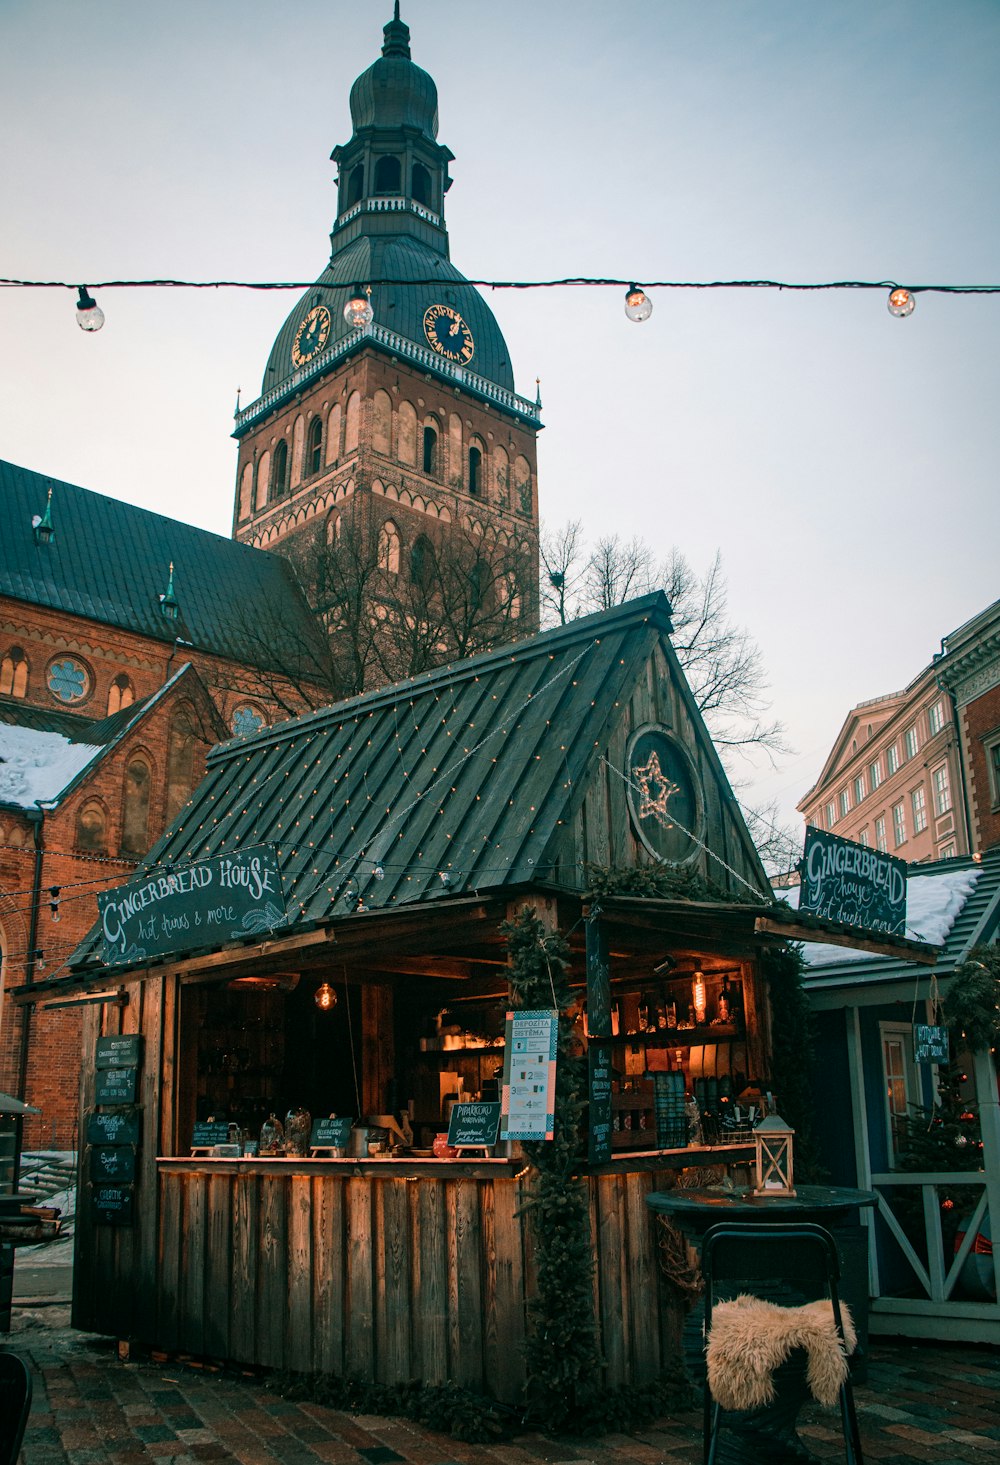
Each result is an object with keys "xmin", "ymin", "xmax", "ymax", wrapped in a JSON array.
[{"xmin": 6, "ymin": 1304, "xmax": 999, "ymax": 1465}]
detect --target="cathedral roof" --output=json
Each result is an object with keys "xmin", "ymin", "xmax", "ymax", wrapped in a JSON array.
[
  {"xmin": 0, "ymin": 459, "xmax": 323, "ymax": 675},
  {"xmin": 348, "ymin": 6, "xmax": 439, "ymax": 139}
]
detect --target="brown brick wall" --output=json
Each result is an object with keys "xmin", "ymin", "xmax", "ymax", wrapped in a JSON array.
[{"xmin": 959, "ymin": 684, "xmax": 1000, "ymax": 852}]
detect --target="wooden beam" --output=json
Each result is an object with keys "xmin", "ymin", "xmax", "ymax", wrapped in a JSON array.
[{"xmin": 753, "ymin": 917, "xmax": 938, "ymax": 965}]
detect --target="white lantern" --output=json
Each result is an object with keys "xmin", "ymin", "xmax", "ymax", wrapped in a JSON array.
[{"xmin": 753, "ymin": 1112, "xmax": 796, "ymax": 1197}]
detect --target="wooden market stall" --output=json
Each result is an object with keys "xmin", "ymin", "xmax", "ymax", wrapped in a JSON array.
[{"xmin": 45, "ymin": 595, "xmax": 930, "ymax": 1401}]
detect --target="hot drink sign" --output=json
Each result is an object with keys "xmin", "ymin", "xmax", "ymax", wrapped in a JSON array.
[{"xmin": 98, "ymin": 845, "xmax": 287, "ymax": 965}]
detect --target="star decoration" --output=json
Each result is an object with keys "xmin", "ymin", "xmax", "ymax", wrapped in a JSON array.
[{"xmin": 632, "ymin": 751, "xmax": 679, "ymax": 823}]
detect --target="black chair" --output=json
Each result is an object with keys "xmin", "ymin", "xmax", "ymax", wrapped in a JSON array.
[
  {"xmin": 701, "ymin": 1222, "xmax": 863, "ymax": 1465},
  {"xmin": 0, "ymin": 1351, "xmax": 32, "ymax": 1465}
]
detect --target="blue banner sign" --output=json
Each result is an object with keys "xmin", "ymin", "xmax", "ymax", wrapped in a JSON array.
[
  {"xmin": 98, "ymin": 845, "xmax": 287, "ymax": 966},
  {"xmin": 798, "ymin": 828, "xmax": 906, "ymax": 936}
]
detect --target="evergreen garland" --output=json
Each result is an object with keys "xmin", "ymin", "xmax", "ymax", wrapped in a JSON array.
[
  {"xmin": 500, "ymin": 906, "xmax": 604, "ymax": 1429},
  {"xmin": 758, "ymin": 943, "xmax": 824, "ymax": 1183},
  {"xmin": 585, "ymin": 860, "xmax": 754, "ymax": 905},
  {"xmin": 943, "ymin": 945, "xmax": 1000, "ymax": 1050}
]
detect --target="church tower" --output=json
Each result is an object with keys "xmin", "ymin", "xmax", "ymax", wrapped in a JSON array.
[{"xmin": 232, "ymin": 6, "xmax": 540, "ymax": 692}]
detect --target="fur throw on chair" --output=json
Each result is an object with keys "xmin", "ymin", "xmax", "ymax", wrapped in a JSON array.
[{"xmin": 706, "ymin": 1295, "xmax": 857, "ymax": 1411}]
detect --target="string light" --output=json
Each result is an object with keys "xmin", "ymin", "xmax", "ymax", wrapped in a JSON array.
[
  {"xmin": 49, "ymin": 886, "xmax": 61, "ymax": 922},
  {"xmin": 314, "ymin": 981, "xmax": 337, "ymax": 1011},
  {"xmin": 624, "ymin": 284, "xmax": 653, "ymax": 323},
  {"xmin": 343, "ymin": 284, "xmax": 373, "ymax": 329},
  {"xmin": 887, "ymin": 286, "xmax": 916, "ymax": 318},
  {"xmin": 75, "ymin": 286, "xmax": 105, "ymax": 332}
]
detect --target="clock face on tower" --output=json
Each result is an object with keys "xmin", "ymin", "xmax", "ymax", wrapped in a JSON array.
[
  {"xmin": 291, "ymin": 305, "xmax": 332, "ymax": 367},
  {"xmin": 422, "ymin": 303, "xmax": 475, "ymax": 364}
]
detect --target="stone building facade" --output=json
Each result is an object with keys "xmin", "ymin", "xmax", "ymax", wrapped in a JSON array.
[{"xmin": 936, "ymin": 596, "xmax": 1000, "ymax": 855}]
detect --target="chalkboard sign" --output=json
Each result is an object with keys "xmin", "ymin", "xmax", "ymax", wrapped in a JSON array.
[
  {"xmin": 86, "ymin": 1110, "xmax": 141, "ymax": 1146},
  {"xmin": 585, "ymin": 915, "xmax": 612, "ymax": 1040},
  {"xmin": 90, "ymin": 1146, "xmax": 137, "ymax": 1183},
  {"xmin": 96, "ymin": 1034, "xmax": 143, "ymax": 1069},
  {"xmin": 798, "ymin": 827, "xmax": 906, "ymax": 936},
  {"xmin": 914, "ymin": 1023, "xmax": 950, "ymax": 1064},
  {"xmin": 588, "ymin": 1042, "xmax": 613, "ymax": 1164},
  {"xmin": 309, "ymin": 1117, "xmax": 353, "ymax": 1150},
  {"xmin": 447, "ymin": 1101, "xmax": 501, "ymax": 1149},
  {"xmin": 98, "ymin": 844, "xmax": 287, "ymax": 966},
  {"xmin": 191, "ymin": 1121, "xmax": 232, "ymax": 1150},
  {"xmin": 95, "ymin": 1067, "xmax": 138, "ymax": 1105},
  {"xmin": 92, "ymin": 1184, "xmax": 134, "ymax": 1225}
]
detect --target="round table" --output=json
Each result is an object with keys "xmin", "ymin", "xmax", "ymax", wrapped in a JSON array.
[{"xmin": 646, "ymin": 1182, "xmax": 877, "ymax": 1232}]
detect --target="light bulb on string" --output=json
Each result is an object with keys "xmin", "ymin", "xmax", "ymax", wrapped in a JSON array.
[
  {"xmin": 343, "ymin": 284, "xmax": 373, "ymax": 329},
  {"xmin": 314, "ymin": 982, "xmax": 337, "ymax": 1012},
  {"xmin": 624, "ymin": 284, "xmax": 653, "ymax": 323},
  {"xmin": 887, "ymin": 287, "xmax": 915, "ymax": 318},
  {"xmin": 75, "ymin": 286, "xmax": 105, "ymax": 332}
]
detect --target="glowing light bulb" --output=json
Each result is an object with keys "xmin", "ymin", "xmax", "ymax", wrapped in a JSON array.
[
  {"xmin": 692, "ymin": 970, "xmax": 707, "ymax": 1025},
  {"xmin": 624, "ymin": 285, "xmax": 653, "ymax": 323},
  {"xmin": 76, "ymin": 286, "xmax": 105, "ymax": 332},
  {"xmin": 343, "ymin": 285, "xmax": 373, "ymax": 329},
  {"xmin": 887, "ymin": 287, "xmax": 915, "ymax": 318},
  {"xmin": 314, "ymin": 982, "xmax": 337, "ymax": 1012}
]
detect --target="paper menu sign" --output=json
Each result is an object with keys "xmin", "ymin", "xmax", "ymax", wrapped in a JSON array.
[{"xmin": 500, "ymin": 1009, "xmax": 558, "ymax": 1142}]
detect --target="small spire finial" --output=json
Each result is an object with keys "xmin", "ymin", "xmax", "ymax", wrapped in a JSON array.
[
  {"xmin": 160, "ymin": 561, "xmax": 179, "ymax": 619},
  {"xmin": 535, "ymin": 377, "xmax": 542, "ymax": 409},
  {"xmin": 381, "ymin": 2, "xmax": 410, "ymax": 58},
  {"xmin": 32, "ymin": 487, "xmax": 55, "ymax": 544}
]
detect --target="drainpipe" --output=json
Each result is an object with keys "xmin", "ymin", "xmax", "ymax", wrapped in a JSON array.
[{"xmin": 17, "ymin": 804, "xmax": 45, "ymax": 1100}]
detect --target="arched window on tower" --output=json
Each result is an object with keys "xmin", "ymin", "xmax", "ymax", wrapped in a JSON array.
[
  {"xmin": 107, "ymin": 674, "xmax": 134, "ymax": 717},
  {"xmin": 0, "ymin": 646, "xmax": 28, "ymax": 698},
  {"xmin": 307, "ymin": 415, "xmax": 323, "ymax": 475},
  {"xmin": 345, "ymin": 391, "xmax": 361, "ymax": 454},
  {"xmin": 255, "ymin": 451, "xmax": 270, "ymax": 510},
  {"xmin": 238, "ymin": 462, "xmax": 253, "ymax": 520},
  {"xmin": 374, "ymin": 155, "xmax": 401, "ymax": 193},
  {"xmin": 372, "ymin": 390, "xmax": 392, "ymax": 455},
  {"xmin": 397, "ymin": 401, "xmax": 417, "ymax": 465},
  {"xmin": 412, "ymin": 162, "xmax": 431, "ymax": 206},
  {"xmin": 346, "ymin": 164, "xmax": 364, "ymax": 207},
  {"xmin": 468, "ymin": 444, "xmax": 483, "ymax": 496},
  {"xmin": 423, "ymin": 423, "xmax": 439, "ymax": 476},
  {"xmin": 378, "ymin": 520, "xmax": 401, "ymax": 574},
  {"xmin": 165, "ymin": 708, "xmax": 197, "ymax": 824},
  {"xmin": 272, "ymin": 439, "xmax": 289, "ymax": 497},
  {"xmin": 121, "ymin": 755, "xmax": 152, "ymax": 856}
]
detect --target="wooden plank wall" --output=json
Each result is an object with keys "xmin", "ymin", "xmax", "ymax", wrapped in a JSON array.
[{"xmin": 77, "ymin": 1159, "xmax": 686, "ymax": 1403}]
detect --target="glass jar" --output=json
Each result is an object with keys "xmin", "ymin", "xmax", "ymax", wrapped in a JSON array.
[
  {"xmin": 284, "ymin": 1105, "xmax": 312, "ymax": 1158},
  {"xmin": 259, "ymin": 1113, "xmax": 285, "ymax": 1156}
]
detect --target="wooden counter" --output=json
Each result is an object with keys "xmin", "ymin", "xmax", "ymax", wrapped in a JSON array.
[{"xmin": 74, "ymin": 1149, "xmax": 745, "ymax": 1400}]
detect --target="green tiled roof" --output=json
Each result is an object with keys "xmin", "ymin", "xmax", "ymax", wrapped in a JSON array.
[{"xmin": 0, "ymin": 459, "xmax": 323, "ymax": 674}]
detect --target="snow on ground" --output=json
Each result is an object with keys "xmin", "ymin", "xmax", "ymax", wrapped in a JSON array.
[
  {"xmin": 0, "ymin": 724, "xmax": 101, "ymax": 806},
  {"xmin": 776, "ymin": 865, "xmax": 981, "ymax": 965},
  {"xmin": 17, "ymin": 1152, "xmax": 77, "ymax": 1266}
]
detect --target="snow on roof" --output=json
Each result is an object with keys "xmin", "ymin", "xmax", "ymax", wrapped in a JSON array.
[
  {"xmin": 0, "ymin": 722, "xmax": 102, "ymax": 808},
  {"xmin": 776, "ymin": 865, "xmax": 981, "ymax": 965}
]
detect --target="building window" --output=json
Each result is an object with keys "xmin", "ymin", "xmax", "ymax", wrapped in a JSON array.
[
  {"xmin": 881, "ymin": 1024, "xmax": 914, "ymax": 1167},
  {"xmin": 75, "ymin": 800, "xmax": 107, "ymax": 853},
  {"xmin": 307, "ymin": 416, "xmax": 323, "ymax": 475},
  {"xmin": 468, "ymin": 445, "xmax": 482, "ymax": 496},
  {"xmin": 412, "ymin": 162, "xmax": 431, "ymax": 206},
  {"xmin": 854, "ymin": 774, "xmax": 865, "ymax": 805},
  {"xmin": 121, "ymin": 756, "xmax": 152, "ymax": 856},
  {"xmin": 346, "ymin": 163, "xmax": 363, "ymax": 207},
  {"xmin": 422, "ymin": 425, "xmax": 438, "ymax": 476},
  {"xmin": 939, "ymin": 842, "xmax": 957, "ymax": 859},
  {"xmin": 927, "ymin": 699, "xmax": 945, "ymax": 736},
  {"xmin": 875, "ymin": 815, "xmax": 887, "ymax": 851},
  {"xmin": 46, "ymin": 656, "xmax": 90, "ymax": 705},
  {"xmin": 825, "ymin": 800, "xmax": 837, "ymax": 828},
  {"xmin": 410, "ymin": 535, "xmax": 436, "ymax": 595},
  {"xmin": 271, "ymin": 438, "xmax": 289, "ymax": 497},
  {"xmin": 374, "ymin": 155, "xmax": 401, "ymax": 193},
  {"xmin": 165, "ymin": 708, "xmax": 197, "ymax": 824},
  {"xmin": 904, "ymin": 725, "xmax": 919, "ymax": 760},
  {"xmin": 232, "ymin": 704, "xmax": 267, "ymax": 738},
  {"xmin": 107, "ymin": 674, "xmax": 135, "ymax": 716},
  {"xmin": 838, "ymin": 789, "xmax": 850, "ymax": 818},
  {"xmin": 378, "ymin": 519, "xmax": 401, "ymax": 574},
  {"xmin": 989, "ymin": 739, "xmax": 1000, "ymax": 808},
  {"xmin": 911, "ymin": 785, "xmax": 927, "ymax": 834},
  {"xmin": 932, "ymin": 763, "xmax": 952, "ymax": 815},
  {"xmin": 859, "ymin": 827, "xmax": 870, "ymax": 846},
  {"xmin": 869, "ymin": 758, "xmax": 882, "ymax": 790},
  {"xmin": 887, "ymin": 743, "xmax": 899, "ymax": 775},
  {"xmin": 0, "ymin": 646, "xmax": 28, "ymax": 698},
  {"xmin": 892, "ymin": 801, "xmax": 906, "ymax": 847}
]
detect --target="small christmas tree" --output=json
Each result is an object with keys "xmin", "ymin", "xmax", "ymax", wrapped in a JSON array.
[{"xmin": 895, "ymin": 1045, "xmax": 982, "ymax": 1253}]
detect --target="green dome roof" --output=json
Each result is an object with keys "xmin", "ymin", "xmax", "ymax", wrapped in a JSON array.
[{"xmin": 348, "ymin": 7, "xmax": 438, "ymax": 139}]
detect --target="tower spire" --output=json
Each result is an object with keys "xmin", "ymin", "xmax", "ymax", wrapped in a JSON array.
[{"xmin": 382, "ymin": 2, "xmax": 410, "ymax": 59}]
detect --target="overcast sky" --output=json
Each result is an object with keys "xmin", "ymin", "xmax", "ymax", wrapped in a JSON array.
[{"xmin": 3, "ymin": 0, "xmax": 998, "ymax": 855}]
